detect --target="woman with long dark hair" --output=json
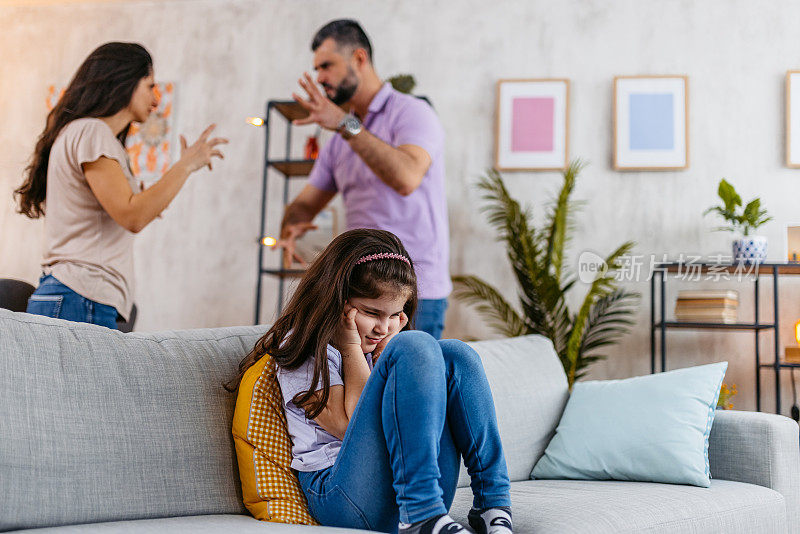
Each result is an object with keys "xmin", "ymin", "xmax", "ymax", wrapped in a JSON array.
[{"xmin": 15, "ymin": 42, "xmax": 226, "ymax": 329}]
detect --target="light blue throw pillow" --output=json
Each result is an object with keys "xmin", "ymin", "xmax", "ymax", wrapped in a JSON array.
[{"xmin": 531, "ymin": 362, "xmax": 727, "ymax": 488}]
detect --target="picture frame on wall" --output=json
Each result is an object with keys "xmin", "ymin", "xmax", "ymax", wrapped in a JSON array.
[
  {"xmin": 784, "ymin": 222, "xmax": 800, "ymax": 262},
  {"xmin": 786, "ymin": 71, "xmax": 800, "ymax": 168},
  {"xmin": 613, "ymin": 75, "xmax": 689, "ymax": 171},
  {"xmin": 494, "ymin": 78, "xmax": 569, "ymax": 171}
]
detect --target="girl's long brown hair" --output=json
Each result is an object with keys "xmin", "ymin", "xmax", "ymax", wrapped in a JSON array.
[
  {"xmin": 230, "ymin": 228, "xmax": 417, "ymax": 419},
  {"xmin": 15, "ymin": 42, "xmax": 152, "ymax": 218}
]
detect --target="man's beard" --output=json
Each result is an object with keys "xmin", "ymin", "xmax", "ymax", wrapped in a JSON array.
[{"xmin": 328, "ymin": 68, "xmax": 359, "ymax": 106}]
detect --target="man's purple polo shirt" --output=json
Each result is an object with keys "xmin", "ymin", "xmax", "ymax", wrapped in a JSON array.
[{"xmin": 308, "ymin": 83, "xmax": 451, "ymax": 300}]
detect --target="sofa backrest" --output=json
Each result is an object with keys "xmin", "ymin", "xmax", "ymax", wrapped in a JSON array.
[
  {"xmin": 0, "ymin": 309, "xmax": 267, "ymax": 531},
  {"xmin": 0, "ymin": 310, "xmax": 568, "ymax": 530},
  {"xmin": 460, "ymin": 335, "xmax": 569, "ymax": 485}
]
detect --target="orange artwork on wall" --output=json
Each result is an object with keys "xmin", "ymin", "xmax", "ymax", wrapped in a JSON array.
[
  {"xmin": 47, "ymin": 81, "xmax": 177, "ymax": 189},
  {"xmin": 125, "ymin": 82, "xmax": 176, "ymax": 188}
]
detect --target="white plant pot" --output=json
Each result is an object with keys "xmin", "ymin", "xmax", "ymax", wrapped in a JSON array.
[{"xmin": 733, "ymin": 235, "xmax": 767, "ymax": 263}]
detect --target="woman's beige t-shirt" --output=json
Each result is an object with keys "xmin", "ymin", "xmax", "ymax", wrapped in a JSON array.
[{"xmin": 42, "ymin": 118, "xmax": 137, "ymax": 320}]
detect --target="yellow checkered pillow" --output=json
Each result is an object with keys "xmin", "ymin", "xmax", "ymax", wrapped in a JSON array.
[{"xmin": 232, "ymin": 353, "xmax": 318, "ymax": 524}]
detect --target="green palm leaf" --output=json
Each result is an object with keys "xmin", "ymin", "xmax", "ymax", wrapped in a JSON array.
[
  {"xmin": 451, "ymin": 275, "xmax": 529, "ymax": 338},
  {"xmin": 453, "ymin": 162, "xmax": 639, "ymax": 388}
]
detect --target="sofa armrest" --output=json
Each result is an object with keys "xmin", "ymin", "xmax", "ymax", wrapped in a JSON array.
[{"xmin": 709, "ymin": 410, "xmax": 800, "ymax": 530}]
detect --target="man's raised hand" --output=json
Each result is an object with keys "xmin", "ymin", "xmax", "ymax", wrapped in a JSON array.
[{"xmin": 291, "ymin": 72, "xmax": 346, "ymax": 131}]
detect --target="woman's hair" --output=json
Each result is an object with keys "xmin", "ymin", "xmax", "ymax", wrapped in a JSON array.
[
  {"xmin": 229, "ymin": 228, "xmax": 418, "ymax": 419},
  {"xmin": 15, "ymin": 42, "xmax": 153, "ymax": 218}
]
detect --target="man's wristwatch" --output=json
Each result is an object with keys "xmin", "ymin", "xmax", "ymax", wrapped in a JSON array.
[{"xmin": 337, "ymin": 112, "xmax": 363, "ymax": 140}]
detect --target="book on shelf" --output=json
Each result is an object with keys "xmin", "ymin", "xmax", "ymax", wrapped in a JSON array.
[
  {"xmin": 674, "ymin": 314, "xmax": 738, "ymax": 324},
  {"xmin": 676, "ymin": 289, "xmax": 739, "ymax": 301},
  {"xmin": 675, "ymin": 298, "xmax": 738, "ymax": 308}
]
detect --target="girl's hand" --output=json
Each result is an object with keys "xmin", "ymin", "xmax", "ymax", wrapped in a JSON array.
[
  {"xmin": 333, "ymin": 305, "xmax": 362, "ymax": 353},
  {"xmin": 178, "ymin": 124, "xmax": 228, "ymax": 173},
  {"xmin": 372, "ymin": 311, "xmax": 408, "ymax": 364}
]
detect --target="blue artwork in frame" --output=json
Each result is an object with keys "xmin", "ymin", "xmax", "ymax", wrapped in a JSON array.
[{"xmin": 614, "ymin": 76, "xmax": 688, "ymax": 170}]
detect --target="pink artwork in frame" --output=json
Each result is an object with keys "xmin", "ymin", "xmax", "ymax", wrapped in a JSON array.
[
  {"xmin": 495, "ymin": 79, "xmax": 569, "ymax": 171},
  {"xmin": 511, "ymin": 97, "xmax": 555, "ymax": 152}
]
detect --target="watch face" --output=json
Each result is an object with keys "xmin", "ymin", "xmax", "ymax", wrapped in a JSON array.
[{"xmin": 344, "ymin": 116, "xmax": 361, "ymax": 133}]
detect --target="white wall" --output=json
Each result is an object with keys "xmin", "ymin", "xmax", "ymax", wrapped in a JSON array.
[{"xmin": 2, "ymin": 0, "xmax": 800, "ymax": 415}]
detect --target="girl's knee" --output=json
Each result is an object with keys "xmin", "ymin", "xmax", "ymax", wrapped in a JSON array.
[
  {"xmin": 385, "ymin": 330, "xmax": 443, "ymax": 367},
  {"xmin": 439, "ymin": 339, "xmax": 483, "ymax": 373}
]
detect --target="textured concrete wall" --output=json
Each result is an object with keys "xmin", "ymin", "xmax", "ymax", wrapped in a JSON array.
[{"xmin": 2, "ymin": 0, "xmax": 800, "ymax": 414}]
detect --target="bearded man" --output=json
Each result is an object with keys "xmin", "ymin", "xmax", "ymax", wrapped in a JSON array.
[{"xmin": 280, "ymin": 19, "xmax": 451, "ymax": 339}]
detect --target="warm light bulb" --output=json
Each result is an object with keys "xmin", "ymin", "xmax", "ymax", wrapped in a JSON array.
[
  {"xmin": 261, "ymin": 236, "xmax": 277, "ymax": 247},
  {"xmin": 795, "ymin": 320, "xmax": 800, "ymax": 346},
  {"xmin": 247, "ymin": 117, "xmax": 264, "ymax": 127}
]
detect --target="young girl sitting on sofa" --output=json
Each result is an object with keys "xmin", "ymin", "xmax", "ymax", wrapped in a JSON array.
[{"xmin": 234, "ymin": 228, "xmax": 512, "ymax": 534}]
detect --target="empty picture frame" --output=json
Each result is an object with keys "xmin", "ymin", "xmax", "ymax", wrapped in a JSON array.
[
  {"xmin": 786, "ymin": 71, "xmax": 800, "ymax": 167},
  {"xmin": 495, "ymin": 79, "xmax": 569, "ymax": 171},
  {"xmin": 614, "ymin": 76, "xmax": 689, "ymax": 170}
]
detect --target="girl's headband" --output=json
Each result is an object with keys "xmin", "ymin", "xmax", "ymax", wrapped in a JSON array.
[{"xmin": 356, "ymin": 252, "xmax": 411, "ymax": 266}]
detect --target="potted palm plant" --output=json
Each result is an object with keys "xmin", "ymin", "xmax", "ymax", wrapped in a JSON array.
[
  {"xmin": 452, "ymin": 161, "xmax": 639, "ymax": 389},
  {"xmin": 704, "ymin": 179, "xmax": 772, "ymax": 263}
]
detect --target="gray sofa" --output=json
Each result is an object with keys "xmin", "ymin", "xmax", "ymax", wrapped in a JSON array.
[{"xmin": 2, "ymin": 308, "xmax": 798, "ymax": 533}]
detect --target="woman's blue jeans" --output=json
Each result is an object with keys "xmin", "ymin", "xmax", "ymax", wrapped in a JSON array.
[
  {"xmin": 297, "ymin": 331, "xmax": 511, "ymax": 532},
  {"xmin": 26, "ymin": 274, "xmax": 118, "ymax": 330}
]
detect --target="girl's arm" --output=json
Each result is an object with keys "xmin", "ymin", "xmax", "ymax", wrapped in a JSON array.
[
  {"xmin": 307, "ymin": 308, "xmax": 407, "ymax": 440},
  {"xmin": 83, "ymin": 124, "xmax": 226, "ymax": 233},
  {"xmin": 334, "ymin": 306, "xmax": 371, "ymax": 422},
  {"xmin": 303, "ymin": 307, "xmax": 369, "ymax": 440}
]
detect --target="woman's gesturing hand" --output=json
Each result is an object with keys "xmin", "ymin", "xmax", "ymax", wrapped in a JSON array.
[
  {"xmin": 333, "ymin": 305, "xmax": 363, "ymax": 354},
  {"xmin": 178, "ymin": 124, "xmax": 228, "ymax": 173},
  {"xmin": 372, "ymin": 311, "xmax": 408, "ymax": 364}
]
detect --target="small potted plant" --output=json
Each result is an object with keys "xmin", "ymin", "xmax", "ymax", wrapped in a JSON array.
[{"xmin": 704, "ymin": 179, "xmax": 772, "ymax": 263}]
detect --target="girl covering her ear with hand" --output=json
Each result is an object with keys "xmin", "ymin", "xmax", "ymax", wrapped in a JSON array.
[{"xmin": 235, "ymin": 228, "xmax": 512, "ymax": 534}]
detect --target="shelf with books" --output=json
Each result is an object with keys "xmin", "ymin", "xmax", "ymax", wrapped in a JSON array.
[{"xmin": 650, "ymin": 262, "xmax": 798, "ymax": 414}]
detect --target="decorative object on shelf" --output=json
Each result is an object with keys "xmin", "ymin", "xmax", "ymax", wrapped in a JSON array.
[
  {"xmin": 717, "ymin": 383, "xmax": 738, "ymax": 410},
  {"xmin": 704, "ymin": 178, "xmax": 772, "ymax": 263},
  {"xmin": 784, "ymin": 320, "xmax": 800, "ymax": 363},
  {"xmin": 613, "ymin": 75, "xmax": 688, "ymax": 170},
  {"xmin": 453, "ymin": 160, "xmax": 639, "ymax": 388},
  {"xmin": 674, "ymin": 289, "xmax": 738, "ymax": 324},
  {"xmin": 786, "ymin": 71, "xmax": 800, "ymax": 167},
  {"xmin": 304, "ymin": 135, "xmax": 319, "ymax": 160},
  {"xmin": 494, "ymin": 78, "xmax": 569, "ymax": 171},
  {"xmin": 387, "ymin": 74, "xmax": 416, "ymax": 94},
  {"xmin": 784, "ymin": 223, "xmax": 800, "ymax": 261}
]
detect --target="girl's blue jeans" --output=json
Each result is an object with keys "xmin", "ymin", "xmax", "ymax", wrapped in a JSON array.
[
  {"xmin": 26, "ymin": 274, "xmax": 118, "ymax": 330},
  {"xmin": 297, "ymin": 330, "xmax": 511, "ymax": 532}
]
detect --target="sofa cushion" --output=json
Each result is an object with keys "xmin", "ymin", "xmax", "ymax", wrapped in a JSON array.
[
  {"xmin": 13, "ymin": 514, "xmax": 371, "ymax": 533},
  {"xmin": 0, "ymin": 310, "xmax": 267, "ymax": 531},
  {"xmin": 457, "ymin": 335, "xmax": 568, "ymax": 487},
  {"xmin": 232, "ymin": 353, "xmax": 317, "ymax": 524},
  {"xmin": 532, "ymin": 362, "xmax": 727, "ymax": 487},
  {"xmin": 449, "ymin": 479, "xmax": 787, "ymax": 534}
]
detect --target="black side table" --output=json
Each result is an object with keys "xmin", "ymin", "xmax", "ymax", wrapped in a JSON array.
[{"xmin": 651, "ymin": 261, "xmax": 800, "ymax": 414}]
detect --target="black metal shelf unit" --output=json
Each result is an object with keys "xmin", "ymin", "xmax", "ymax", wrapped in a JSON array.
[
  {"xmin": 650, "ymin": 262, "xmax": 800, "ymax": 414},
  {"xmin": 254, "ymin": 100, "xmax": 312, "ymax": 325}
]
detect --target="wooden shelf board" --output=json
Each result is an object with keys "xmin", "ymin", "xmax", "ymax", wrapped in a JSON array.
[
  {"xmin": 272, "ymin": 101, "xmax": 309, "ymax": 122},
  {"xmin": 269, "ymin": 160, "xmax": 315, "ymax": 176}
]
